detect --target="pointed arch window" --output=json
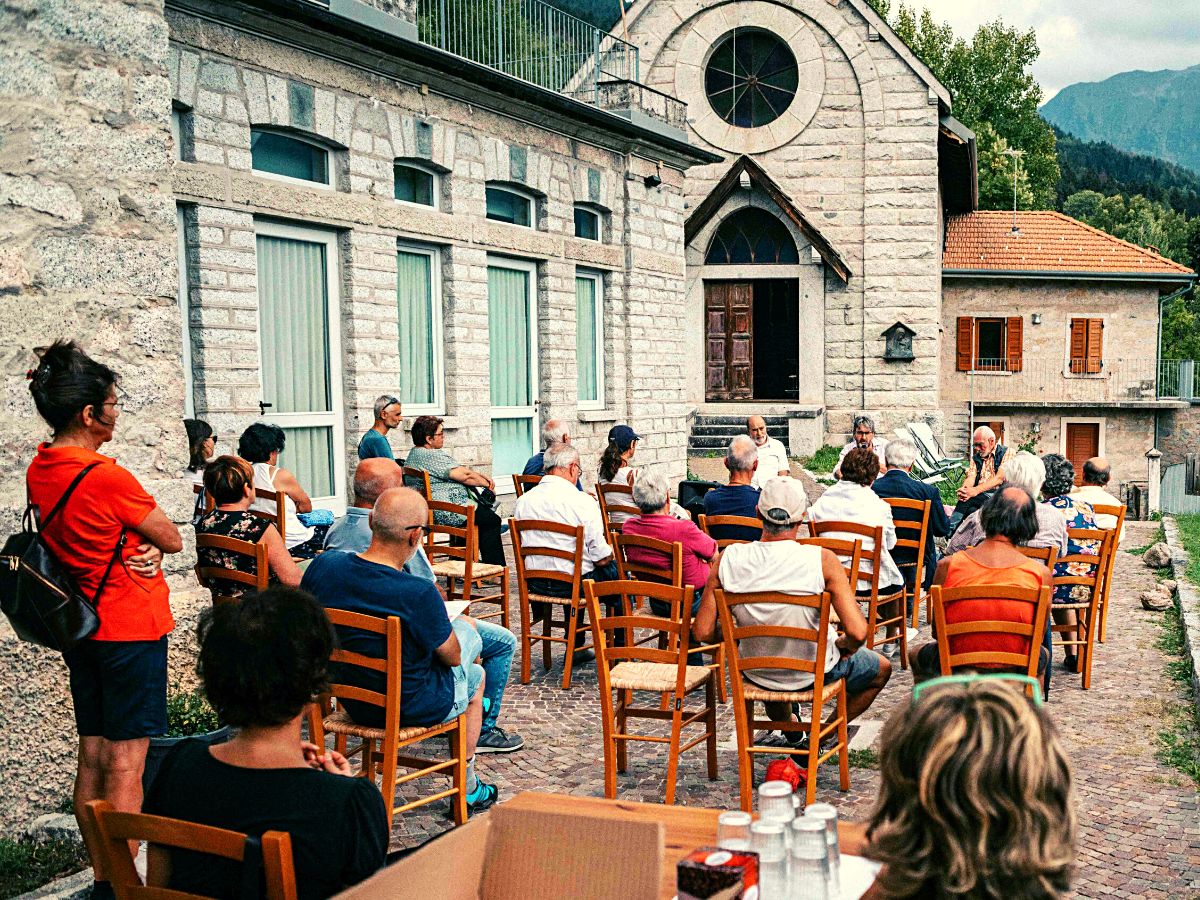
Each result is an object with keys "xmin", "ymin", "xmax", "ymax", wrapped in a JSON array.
[{"xmin": 705, "ymin": 208, "xmax": 799, "ymax": 265}]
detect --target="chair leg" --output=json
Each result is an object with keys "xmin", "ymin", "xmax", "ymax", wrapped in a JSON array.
[
  {"xmin": 452, "ymin": 714, "xmax": 468, "ymax": 825},
  {"xmin": 804, "ymin": 704, "xmax": 820, "ymax": 807},
  {"xmin": 562, "ymin": 606, "xmax": 579, "ymax": 690},
  {"xmin": 665, "ymin": 698, "xmax": 685, "ymax": 805},
  {"xmin": 897, "ymin": 601, "xmax": 909, "ymax": 671},
  {"xmin": 616, "ymin": 691, "xmax": 630, "ymax": 773},
  {"xmin": 714, "ymin": 646, "xmax": 728, "ymax": 704},
  {"xmin": 499, "ymin": 570, "xmax": 510, "ymax": 630},
  {"xmin": 542, "ymin": 606, "xmax": 554, "ymax": 672},
  {"xmin": 910, "ymin": 586, "xmax": 920, "ymax": 630},
  {"xmin": 705, "ymin": 679, "xmax": 719, "ymax": 780},
  {"xmin": 738, "ymin": 701, "xmax": 755, "ymax": 813},
  {"xmin": 600, "ymin": 687, "xmax": 618, "ymax": 799},
  {"xmin": 837, "ymin": 691, "xmax": 850, "ymax": 792},
  {"xmin": 865, "ymin": 599, "xmax": 878, "ymax": 650},
  {"xmin": 378, "ymin": 737, "xmax": 398, "ymax": 829}
]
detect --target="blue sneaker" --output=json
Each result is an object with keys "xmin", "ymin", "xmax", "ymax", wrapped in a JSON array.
[{"xmin": 466, "ymin": 780, "xmax": 499, "ymax": 814}]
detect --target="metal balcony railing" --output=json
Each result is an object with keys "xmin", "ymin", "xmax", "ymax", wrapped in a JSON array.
[{"xmin": 949, "ymin": 358, "xmax": 1197, "ymax": 405}]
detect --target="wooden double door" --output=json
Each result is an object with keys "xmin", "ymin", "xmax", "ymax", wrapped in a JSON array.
[{"xmin": 705, "ymin": 280, "xmax": 799, "ymax": 401}]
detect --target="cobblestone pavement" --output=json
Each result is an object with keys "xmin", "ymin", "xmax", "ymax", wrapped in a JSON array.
[{"xmin": 378, "ymin": 519, "xmax": 1200, "ymax": 898}]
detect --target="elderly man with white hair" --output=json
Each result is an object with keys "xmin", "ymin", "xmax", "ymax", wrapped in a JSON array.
[
  {"xmin": 522, "ymin": 419, "xmax": 581, "ymax": 489},
  {"xmin": 747, "ymin": 415, "xmax": 790, "ymax": 488},
  {"xmin": 945, "ymin": 450, "xmax": 1068, "ymax": 557},
  {"xmin": 871, "ymin": 438, "xmax": 952, "ymax": 594},
  {"xmin": 949, "ymin": 425, "xmax": 1008, "ymax": 531},
  {"xmin": 702, "ymin": 434, "xmax": 763, "ymax": 543}
]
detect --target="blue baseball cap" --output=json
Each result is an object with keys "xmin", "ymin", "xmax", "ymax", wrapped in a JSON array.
[{"xmin": 608, "ymin": 424, "xmax": 641, "ymax": 451}]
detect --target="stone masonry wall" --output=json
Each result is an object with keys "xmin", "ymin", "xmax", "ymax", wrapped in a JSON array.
[
  {"xmin": 0, "ymin": 0, "xmax": 207, "ymax": 832},
  {"xmin": 1158, "ymin": 404, "xmax": 1200, "ymax": 468}
]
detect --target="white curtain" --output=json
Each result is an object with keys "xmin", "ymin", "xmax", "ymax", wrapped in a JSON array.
[
  {"xmin": 576, "ymin": 276, "xmax": 598, "ymax": 403},
  {"xmin": 488, "ymin": 265, "xmax": 533, "ymax": 480},
  {"xmin": 397, "ymin": 249, "xmax": 435, "ymax": 406}
]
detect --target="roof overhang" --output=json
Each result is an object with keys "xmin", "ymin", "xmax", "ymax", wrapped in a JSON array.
[
  {"xmin": 943, "ymin": 269, "xmax": 1197, "ymax": 291},
  {"xmin": 684, "ymin": 155, "xmax": 852, "ymax": 282},
  {"xmin": 166, "ymin": 0, "xmax": 722, "ymax": 169},
  {"xmin": 938, "ymin": 114, "xmax": 977, "ymax": 212}
]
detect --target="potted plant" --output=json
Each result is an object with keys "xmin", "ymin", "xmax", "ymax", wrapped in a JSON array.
[{"xmin": 142, "ymin": 683, "xmax": 231, "ymax": 793}]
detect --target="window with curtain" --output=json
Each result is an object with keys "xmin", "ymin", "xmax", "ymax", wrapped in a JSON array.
[
  {"xmin": 488, "ymin": 263, "xmax": 535, "ymax": 482},
  {"xmin": 576, "ymin": 273, "xmax": 603, "ymax": 408},
  {"xmin": 251, "ymin": 129, "xmax": 330, "ymax": 185},
  {"xmin": 486, "ymin": 185, "xmax": 533, "ymax": 227},
  {"xmin": 396, "ymin": 245, "xmax": 442, "ymax": 409},
  {"xmin": 394, "ymin": 162, "xmax": 436, "ymax": 206}
]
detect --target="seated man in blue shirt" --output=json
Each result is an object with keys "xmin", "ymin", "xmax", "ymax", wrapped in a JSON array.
[
  {"xmin": 302, "ymin": 487, "xmax": 499, "ymax": 814},
  {"xmin": 357, "ymin": 394, "xmax": 402, "ymax": 461},
  {"xmin": 702, "ymin": 435, "xmax": 763, "ymax": 543},
  {"xmin": 522, "ymin": 418, "xmax": 582, "ymax": 490},
  {"xmin": 322, "ymin": 458, "xmax": 522, "ymax": 754}
]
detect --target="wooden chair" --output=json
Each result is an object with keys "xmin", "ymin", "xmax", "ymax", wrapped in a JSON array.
[
  {"xmin": 402, "ymin": 466, "xmax": 432, "ymax": 501},
  {"xmin": 194, "ymin": 534, "xmax": 268, "ymax": 605},
  {"xmin": 1051, "ymin": 528, "xmax": 1116, "ymax": 689},
  {"xmin": 1018, "ymin": 545, "xmax": 1059, "ymax": 569},
  {"xmin": 716, "ymin": 588, "xmax": 849, "ymax": 809},
  {"xmin": 1089, "ymin": 503, "xmax": 1127, "ymax": 643},
  {"xmin": 249, "ymin": 486, "xmax": 287, "ymax": 545},
  {"xmin": 613, "ymin": 533, "xmax": 727, "ymax": 703},
  {"xmin": 795, "ymin": 536, "xmax": 864, "ymax": 607},
  {"xmin": 597, "ymin": 481, "xmax": 639, "ymax": 541},
  {"xmin": 512, "ymin": 473, "xmax": 541, "ymax": 497},
  {"xmin": 84, "ymin": 799, "xmax": 297, "ymax": 900},
  {"xmin": 882, "ymin": 497, "xmax": 931, "ymax": 629},
  {"xmin": 425, "ymin": 499, "xmax": 509, "ymax": 628},
  {"xmin": 191, "ymin": 482, "xmax": 214, "ymax": 517},
  {"xmin": 809, "ymin": 520, "xmax": 908, "ymax": 669},
  {"xmin": 306, "ymin": 608, "xmax": 468, "ymax": 827},
  {"xmin": 928, "ymin": 582, "xmax": 1052, "ymax": 687},
  {"xmin": 585, "ymin": 580, "xmax": 718, "ymax": 804},
  {"xmin": 510, "ymin": 518, "xmax": 590, "ymax": 689},
  {"xmin": 697, "ymin": 513, "xmax": 763, "ymax": 550}
]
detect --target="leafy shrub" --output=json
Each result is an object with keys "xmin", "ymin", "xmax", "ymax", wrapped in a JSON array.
[
  {"xmin": 165, "ymin": 684, "xmax": 222, "ymax": 737},
  {"xmin": 0, "ymin": 838, "xmax": 89, "ymax": 897}
]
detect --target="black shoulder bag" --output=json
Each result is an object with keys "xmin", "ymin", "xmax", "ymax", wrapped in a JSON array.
[{"xmin": 0, "ymin": 463, "xmax": 126, "ymax": 652}]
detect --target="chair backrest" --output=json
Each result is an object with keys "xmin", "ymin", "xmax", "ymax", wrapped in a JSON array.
[
  {"xmin": 883, "ymin": 497, "xmax": 931, "ymax": 590},
  {"xmin": 510, "ymin": 518, "xmax": 585, "ymax": 600},
  {"xmin": 794, "ymin": 536, "xmax": 862, "ymax": 588},
  {"xmin": 929, "ymin": 582, "xmax": 1052, "ymax": 678},
  {"xmin": 249, "ymin": 486, "xmax": 287, "ymax": 545},
  {"xmin": 1089, "ymin": 503, "xmax": 1127, "ymax": 536},
  {"xmin": 809, "ymin": 519, "xmax": 883, "ymax": 597},
  {"xmin": 85, "ymin": 799, "xmax": 297, "ymax": 900},
  {"xmin": 613, "ymin": 532, "xmax": 684, "ymax": 588},
  {"xmin": 425, "ymin": 499, "xmax": 477, "ymax": 578},
  {"xmin": 402, "ymin": 466, "xmax": 432, "ymax": 501},
  {"xmin": 585, "ymin": 580, "xmax": 695, "ymax": 693},
  {"xmin": 512, "ymin": 474, "xmax": 541, "ymax": 497},
  {"xmin": 697, "ymin": 513, "xmax": 763, "ymax": 550},
  {"xmin": 192, "ymin": 482, "xmax": 216, "ymax": 514},
  {"xmin": 320, "ymin": 606, "xmax": 401, "ymax": 734},
  {"xmin": 1057, "ymin": 528, "xmax": 1116, "ymax": 603},
  {"xmin": 1017, "ymin": 544, "xmax": 1059, "ymax": 571},
  {"xmin": 716, "ymin": 588, "xmax": 834, "ymax": 699},
  {"xmin": 1087, "ymin": 503, "xmax": 1126, "ymax": 605},
  {"xmin": 597, "ymin": 481, "xmax": 639, "ymax": 537},
  {"xmin": 194, "ymin": 533, "xmax": 269, "ymax": 604}
]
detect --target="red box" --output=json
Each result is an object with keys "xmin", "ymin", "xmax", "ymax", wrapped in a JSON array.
[{"xmin": 677, "ymin": 847, "xmax": 761, "ymax": 900}]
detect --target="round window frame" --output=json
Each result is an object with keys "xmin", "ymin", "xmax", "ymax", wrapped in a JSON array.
[{"xmin": 704, "ymin": 27, "xmax": 799, "ymax": 130}]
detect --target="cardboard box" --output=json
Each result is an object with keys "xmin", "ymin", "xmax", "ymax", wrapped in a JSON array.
[{"xmin": 336, "ymin": 805, "xmax": 664, "ymax": 899}]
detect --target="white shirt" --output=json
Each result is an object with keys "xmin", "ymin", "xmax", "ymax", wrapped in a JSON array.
[
  {"xmin": 513, "ymin": 474, "xmax": 613, "ymax": 576},
  {"xmin": 750, "ymin": 437, "xmax": 790, "ymax": 488},
  {"xmin": 251, "ymin": 462, "xmax": 314, "ymax": 549},
  {"xmin": 1070, "ymin": 484, "xmax": 1126, "ymax": 542},
  {"xmin": 834, "ymin": 438, "xmax": 888, "ymax": 478},
  {"xmin": 808, "ymin": 480, "xmax": 904, "ymax": 590},
  {"xmin": 719, "ymin": 542, "xmax": 837, "ymax": 690}
]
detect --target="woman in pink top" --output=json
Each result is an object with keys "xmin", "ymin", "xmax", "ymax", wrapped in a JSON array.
[{"xmin": 622, "ymin": 470, "xmax": 717, "ymax": 613}]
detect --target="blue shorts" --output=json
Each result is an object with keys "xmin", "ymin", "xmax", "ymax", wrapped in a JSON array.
[
  {"xmin": 63, "ymin": 636, "xmax": 168, "ymax": 740},
  {"xmin": 442, "ymin": 619, "xmax": 485, "ymax": 722},
  {"xmin": 824, "ymin": 647, "xmax": 882, "ymax": 694}
]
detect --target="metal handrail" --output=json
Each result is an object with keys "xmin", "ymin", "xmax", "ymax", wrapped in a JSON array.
[{"xmin": 958, "ymin": 357, "xmax": 1195, "ymax": 402}]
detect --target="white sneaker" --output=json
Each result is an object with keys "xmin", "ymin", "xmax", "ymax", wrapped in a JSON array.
[
  {"xmin": 906, "ymin": 626, "xmax": 920, "ymax": 643},
  {"xmin": 881, "ymin": 642, "xmax": 900, "ymax": 659}
]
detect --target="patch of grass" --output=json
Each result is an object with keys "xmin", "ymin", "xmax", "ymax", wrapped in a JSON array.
[
  {"xmin": 798, "ymin": 444, "xmax": 841, "ymax": 475},
  {"xmin": 1174, "ymin": 514, "xmax": 1200, "ymax": 587},
  {"xmin": 847, "ymin": 748, "xmax": 878, "ymax": 769},
  {"xmin": 936, "ymin": 469, "xmax": 966, "ymax": 508},
  {"xmin": 0, "ymin": 838, "xmax": 89, "ymax": 897},
  {"xmin": 1127, "ymin": 524, "xmax": 1166, "ymax": 557},
  {"xmin": 1153, "ymin": 600, "xmax": 1200, "ymax": 785}
]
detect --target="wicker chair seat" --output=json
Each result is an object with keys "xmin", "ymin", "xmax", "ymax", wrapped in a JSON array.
[
  {"xmin": 323, "ymin": 706, "xmax": 445, "ymax": 742},
  {"xmin": 431, "ymin": 560, "xmax": 506, "ymax": 579},
  {"xmin": 528, "ymin": 591, "xmax": 580, "ymax": 606},
  {"xmin": 608, "ymin": 661, "xmax": 711, "ymax": 693},
  {"xmin": 741, "ymin": 676, "xmax": 846, "ymax": 704}
]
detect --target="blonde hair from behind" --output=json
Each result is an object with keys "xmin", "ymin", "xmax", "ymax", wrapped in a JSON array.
[{"xmin": 867, "ymin": 678, "xmax": 1076, "ymax": 899}]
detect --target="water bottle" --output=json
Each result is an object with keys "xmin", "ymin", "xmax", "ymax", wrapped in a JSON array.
[
  {"xmin": 790, "ymin": 818, "xmax": 830, "ymax": 900},
  {"xmin": 751, "ymin": 821, "xmax": 789, "ymax": 899}
]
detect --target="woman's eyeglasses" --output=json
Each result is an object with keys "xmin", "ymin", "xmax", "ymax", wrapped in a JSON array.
[{"xmin": 911, "ymin": 673, "xmax": 1044, "ymax": 706}]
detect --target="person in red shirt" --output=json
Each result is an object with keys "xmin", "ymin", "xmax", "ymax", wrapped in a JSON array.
[
  {"xmin": 622, "ymin": 469, "xmax": 717, "ymax": 608},
  {"xmin": 26, "ymin": 341, "xmax": 183, "ymax": 900}
]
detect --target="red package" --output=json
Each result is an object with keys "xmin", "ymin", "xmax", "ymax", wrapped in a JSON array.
[
  {"xmin": 765, "ymin": 757, "xmax": 807, "ymax": 791},
  {"xmin": 677, "ymin": 847, "xmax": 760, "ymax": 899}
]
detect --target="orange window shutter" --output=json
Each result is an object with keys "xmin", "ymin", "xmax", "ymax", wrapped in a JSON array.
[
  {"xmin": 1086, "ymin": 319, "xmax": 1103, "ymax": 374},
  {"xmin": 956, "ymin": 317, "xmax": 973, "ymax": 371},
  {"xmin": 1069, "ymin": 318, "xmax": 1087, "ymax": 374},
  {"xmin": 1005, "ymin": 316, "xmax": 1023, "ymax": 373}
]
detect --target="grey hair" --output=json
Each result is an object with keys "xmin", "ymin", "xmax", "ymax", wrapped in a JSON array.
[
  {"xmin": 972, "ymin": 425, "xmax": 996, "ymax": 442},
  {"xmin": 373, "ymin": 395, "xmax": 400, "ymax": 418},
  {"xmin": 1082, "ymin": 459, "xmax": 1110, "ymax": 486},
  {"xmin": 1000, "ymin": 451, "xmax": 1046, "ymax": 498},
  {"xmin": 542, "ymin": 441, "xmax": 579, "ymax": 473},
  {"xmin": 1041, "ymin": 453, "xmax": 1076, "ymax": 499},
  {"xmin": 542, "ymin": 418, "xmax": 568, "ymax": 447},
  {"xmin": 884, "ymin": 438, "xmax": 918, "ymax": 469},
  {"xmin": 853, "ymin": 414, "xmax": 876, "ymax": 432},
  {"xmin": 980, "ymin": 486, "xmax": 1038, "ymax": 545},
  {"xmin": 727, "ymin": 434, "xmax": 758, "ymax": 472},
  {"xmin": 632, "ymin": 469, "xmax": 671, "ymax": 514}
]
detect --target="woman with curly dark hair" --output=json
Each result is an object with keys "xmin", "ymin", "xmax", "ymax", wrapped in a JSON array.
[{"xmin": 143, "ymin": 588, "xmax": 387, "ymax": 899}]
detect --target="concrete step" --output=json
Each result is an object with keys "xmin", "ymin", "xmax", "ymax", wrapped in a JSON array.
[{"xmin": 688, "ymin": 414, "xmax": 789, "ymax": 454}]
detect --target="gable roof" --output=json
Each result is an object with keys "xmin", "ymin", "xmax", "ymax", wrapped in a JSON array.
[
  {"xmin": 684, "ymin": 155, "xmax": 852, "ymax": 282},
  {"xmin": 943, "ymin": 210, "xmax": 1196, "ymax": 283}
]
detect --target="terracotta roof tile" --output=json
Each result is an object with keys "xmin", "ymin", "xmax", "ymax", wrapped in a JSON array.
[{"xmin": 943, "ymin": 210, "xmax": 1194, "ymax": 277}]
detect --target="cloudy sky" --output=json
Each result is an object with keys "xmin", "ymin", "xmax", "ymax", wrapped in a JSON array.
[{"xmin": 913, "ymin": 0, "xmax": 1200, "ymax": 100}]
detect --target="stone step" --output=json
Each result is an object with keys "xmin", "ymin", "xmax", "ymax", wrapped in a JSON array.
[
  {"xmin": 692, "ymin": 415, "xmax": 789, "ymax": 427},
  {"xmin": 690, "ymin": 424, "xmax": 789, "ymax": 438}
]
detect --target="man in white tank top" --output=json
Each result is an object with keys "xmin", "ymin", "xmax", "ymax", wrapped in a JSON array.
[{"xmin": 692, "ymin": 478, "xmax": 892, "ymax": 742}]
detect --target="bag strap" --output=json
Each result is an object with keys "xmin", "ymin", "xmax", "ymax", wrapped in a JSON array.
[
  {"xmin": 92, "ymin": 528, "xmax": 128, "ymax": 606},
  {"xmin": 237, "ymin": 834, "xmax": 266, "ymax": 900},
  {"xmin": 35, "ymin": 462, "xmax": 103, "ymax": 529}
]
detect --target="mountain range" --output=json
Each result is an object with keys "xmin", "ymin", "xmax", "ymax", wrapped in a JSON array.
[{"xmin": 1041, "ymin": 64, "xmax": 1200, "ymax": 175}]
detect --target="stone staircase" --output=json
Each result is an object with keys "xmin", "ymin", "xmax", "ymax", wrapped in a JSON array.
[
  {"xmin": 944, "ymin": 408, "xmax": 972, "ymax": 457},
  {"xmin": 688, "ymin": 414, "xmax": 789, "ymax": 454}
]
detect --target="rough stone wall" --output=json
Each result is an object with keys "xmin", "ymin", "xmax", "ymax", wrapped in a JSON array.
[
  {"xmin": 1158, "ymin": 405, "xmax": 1200, "ymax": 467},
  {"xmin": 0, "ymin": 0, "xmax": 206, "ymax": 832},
  {"xmin": 169, "ymin": 8, "xmax": 692, "ymax": 491}
]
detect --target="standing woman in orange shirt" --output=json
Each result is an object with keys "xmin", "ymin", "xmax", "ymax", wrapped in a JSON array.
[{"xmin": 26, "ymin": 341, "xmax": 183, "ymax": 900}]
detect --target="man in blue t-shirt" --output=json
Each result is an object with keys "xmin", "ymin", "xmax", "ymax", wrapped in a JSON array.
[
  {"xmin": 357, "ymin": 394, "xmax": 402, "ymax": 461},
  {"xmin": 301, "ymin": 487, "xmax": 499, "ymax": 813},
  {"xmin": 702, "ymin": 435, "xmax": 763, "ymax": 543}
]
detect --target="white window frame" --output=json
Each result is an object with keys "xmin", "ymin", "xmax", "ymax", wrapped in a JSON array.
[
  {"xmin": 253, "ymin": 218, "xmax": 347, "ymax": 514},
  {"xmin": 396, "ymin": 240, "xmax": 445, "ymax": 415},
  {"xmin": 485, "ymin": 183, "xmax": 536, "ymax": 228},
  {"xmin": 575, "ymin": 269, "xmax": 605, "ymax": 410},
  {"xmin": 393, "ymin": 161, "xmax": 440, "ymax": 211},
  {"xmin": 1059, "ymin": 417, "xmax": 1107, "ymax": 458},
  {"xmin": 573, "ymin": 203, "xmax": 603, "ymax": 241},
  {"xmin": 487, "ymin": 255, "xmax": 540, "ymax": 494},
  {"xmin": 176, "ymin": 205, "xmax": 194, "ymax": 417},
  {"xmin": 250, "ymin": 127, "xmax": 334, "ymax": 190}
]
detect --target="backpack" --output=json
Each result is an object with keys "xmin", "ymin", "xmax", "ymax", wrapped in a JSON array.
[{"xmin": 0, "ymin": 463, "xmax": 126, "ymax": 652}]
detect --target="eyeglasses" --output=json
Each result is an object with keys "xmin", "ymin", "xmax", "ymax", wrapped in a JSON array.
[
  {"xmin": 911, "ymin": 673, "xmax": 1043, "ymax": 706},
  {"xmin": 404, "ymin": 524, "xmax": 432, "ymax": 534}
]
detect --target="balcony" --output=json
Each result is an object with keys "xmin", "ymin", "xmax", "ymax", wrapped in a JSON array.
[
  {"xmin": 947, "ymin": 358, "xmax": 1198, "ymax": 408},
  {"xmin": 417, "ymin": 0, "xmax": 687, "ymax": 137}
]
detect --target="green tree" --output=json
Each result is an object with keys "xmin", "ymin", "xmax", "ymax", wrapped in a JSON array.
[{"xmin": 975, "ymin": 122, "xmax": 1035, "ymax": 211}]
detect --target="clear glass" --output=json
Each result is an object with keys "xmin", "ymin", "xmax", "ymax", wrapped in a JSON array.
[
  {"xmin": 751, "ymin": 821, "xmax": 790, "ymax": 900},
  {"xmin": 251, "ymin": 130, "xmax": 328, "ymax": 184},
  {"xmin": 574, "ymin": 205, "xmax": 600, "ymax": 240},
  {"xmin": 791, "ymin": 819, "xmax": 830, "ymax": 900},
  {"xmin": 758, "ymin": 780, "xmax": 797, "ymax": 850},
  {"xmin": 394, "ymin": 163, "xmax": 435, "ymax": 205},
  {"xmin": 486, "ymin": 186, "xmax": 532, "ymax": 226},
  {"xmin": 805, "ymin": 803, "xmax": 841, "ymax": 900},
  {"xmin": 716, "ymin": 810, "xmax": 753, "ymax": 851}
]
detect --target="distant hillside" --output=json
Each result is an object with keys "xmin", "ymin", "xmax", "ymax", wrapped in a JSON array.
[
  {"xmin": 1055, "ymin": 128, "xmax": 1200, "ymax": 217},
  {"xmin": 1041, "ymin": 64, "xmax": 1200, "ymax": 174}
]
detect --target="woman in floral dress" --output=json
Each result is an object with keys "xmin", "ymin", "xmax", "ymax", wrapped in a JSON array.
[{"xmin": 1041, "ymin": 453, "xmax": 1100, "ymax": 672}]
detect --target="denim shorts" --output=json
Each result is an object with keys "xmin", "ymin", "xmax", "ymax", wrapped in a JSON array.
[
  {"xmin": 63, "ymin": 636, "xmax": 168, "ymax": 740},
  {"xmin": 442, "ymin": 618, "xmax": 485, "ymax": 722},
  {"xmin": 824, "ymin": 647, "xmax": 882, "ymax": 694}
]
